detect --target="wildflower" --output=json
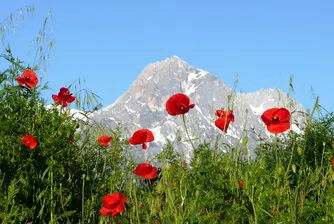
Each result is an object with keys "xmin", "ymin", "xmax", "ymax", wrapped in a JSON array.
[
  {"xmin": 261, "ymin": 108, "xmax": 290, "ymax": 134},
  {"xmin": 98, "ymin": 135, "xmax": 113, "ymax": 147},
  {"xmin": 166, "ymin": 93, "xmax": 195, "ymax": 116},
  {"xmin": 214, "ymin": 110, "xmax": 235, "ymax": 132},
  {"xmin": 16, "ymin": 69, "xmax": 38, "ymax": 88},
  {"xmin": 238, "ymin": 180, "xmax": 244, "ymax": 188},
  {"xmin": 332, "ymin": 157, "xmax": 334, "ymax": 168},
  {"xmin": 21, "ymin": 134, "xmax": 38, "ymax": 150},
  {"xmin": 129, "ymin": 129, "xmax": 154, "ymax": 150},
  {"xmin": 133, "ymin": 163, "xmax": 158, "ymax": 179},
  {"xmin": 52, "ymin": 87, "xmax": 76, "ymax": 107},
  {"xmin": 99, "ymin": 192, "xmax": 127, "ymax": 217}
]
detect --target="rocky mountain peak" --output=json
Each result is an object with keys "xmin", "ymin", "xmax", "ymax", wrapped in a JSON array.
[{"xmin": 91, "ymin": 56, "xmax": 306, "ymax": 162}]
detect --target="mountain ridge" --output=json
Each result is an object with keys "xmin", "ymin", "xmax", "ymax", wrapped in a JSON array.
[{"xmin": 90, "ymin": 56, "xmax": 306, "ymax": 162}]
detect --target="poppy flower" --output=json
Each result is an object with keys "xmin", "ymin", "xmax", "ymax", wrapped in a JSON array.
[
  {"xmin": 129, "ymin": 129, "xmax": 154, "ymax": 150},
  {"xmin": 16, "ymin": 69, "xmax": 38, "ymax": 88},
  {"xmin": 238, "ymin": 180, "xmax": 244, "ymax": 188},
  {"xmin": 261, "ymin": 108, "xmax": 290, "ymax": 134},
  {"xmin": 99, "ymin": 192, "xmax": 127, "ymax": 217},
  {"xmin": 52, "ymin": 87, "xmax": 76, "ymax": 107},
  {"xmin": 332, "ymin": 157, "xmax": 334, "ymax": 168},
  {"xmin": 98, "ymin": 135, "xmax": 114, "ymax": 147},
  {"xmin": 166, "ymin": 93, "xmax": 195, "ymax": 116},
  {"xmin": 21, "ymin": 134, "xmax": 38, "ymax": 150},
  {"xmin": 214, "ymin": 110, "xmax": 235, "ymax": 132},
  {"xmin": 133, "ymin": 163, "xmax": 158, "ymax": 179}
]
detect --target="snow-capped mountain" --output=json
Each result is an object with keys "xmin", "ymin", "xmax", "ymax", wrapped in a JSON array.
[{"xmin": 90, "ymin": 56, "xmax": 306, "ymax": 162}]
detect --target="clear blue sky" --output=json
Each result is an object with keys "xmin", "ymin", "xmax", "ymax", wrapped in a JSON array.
[{"xmin": 1, "ymin": 1, "xmax": 333, "ymax": 112}]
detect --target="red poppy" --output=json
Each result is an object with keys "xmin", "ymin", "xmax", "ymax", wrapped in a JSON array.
[
  {"xmin": 99, "ymin": 192, "xmax": 127, "ymax": 217},
  {"xmin": 21, "ymin": 134, "xmax": 38, "ymax": 150},
  {"xmin": 98, "ymin": 135, "xmax": 114, "ymax": 147},
  {"xmin": 52, "ymin": 87, "xmax": 76, "ymax": 107},
  {"xmin": 238, "ymin": 180, "xmax": 244, "ymax": 188},
  {"xmin": 129, "ymin": 129, "xmax": 154, "ymax": 150},
  {"xmin": 214, "ymin": 110, "xmax": 235, "ymax": 132},
  {"xmin": 332, "ymin": 157, "xmax": 334, "ymax": 168},
  {"xmin": 166, "ymin": 93, "xmax": 195, "ymax": 116},
  {"xmin": 133, "ymin": 163, "xmax": 158, "ymax": 179},
  {"xmin": 16, "ymin": 69, "xmax": 38, "ymax": 88},
  {"xmin": 261, "ymin": 108, "xmax": 290, "ymax": 134}
]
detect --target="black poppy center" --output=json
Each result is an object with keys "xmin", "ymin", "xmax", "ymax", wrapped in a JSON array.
[{"xmin": 273, "ymin": 116, "xmax": 279, "ymax": 122}]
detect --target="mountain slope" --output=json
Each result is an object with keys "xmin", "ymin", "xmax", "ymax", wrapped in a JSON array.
[{"xmin": 90, "ymin": 56, "xmax": 306, "ymax": 162}]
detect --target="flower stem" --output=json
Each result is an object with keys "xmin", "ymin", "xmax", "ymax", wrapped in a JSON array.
[
  {"xmin": 182, "ymin": 115, "xmax": 195, "ymax": 150},
  {"xmin": 82, "ymin": 173, "xmax": 85, "ymax": 224}
]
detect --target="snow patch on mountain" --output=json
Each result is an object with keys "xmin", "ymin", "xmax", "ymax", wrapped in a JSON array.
[{"xmin": 249, "ymin": 104, "xmax": 265, "ymax": 115}]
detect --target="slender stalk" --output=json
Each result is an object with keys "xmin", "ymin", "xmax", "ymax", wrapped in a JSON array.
[
  {"xmin": 82, "ymin": 174, "xmax": 85, "ymax": 224},
  {"xmin": 284, "ymin": 142, "xmax": 296, "ymax": 179},
  {"xmin": 50, "ymin": 155, "xmax": 54, "ymax": 224},
  {"xmin": 250, "ymin": 185, "xmax": 258, "ymax": 224},
  {"xmin": 182, "ymin": 115, "xmax": 195, "ymax": 150}
]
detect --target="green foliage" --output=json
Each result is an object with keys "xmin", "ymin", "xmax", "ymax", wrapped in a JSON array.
[{"xmin": 0, "ymin": 50, "xmax": 132, "ymax": 223}]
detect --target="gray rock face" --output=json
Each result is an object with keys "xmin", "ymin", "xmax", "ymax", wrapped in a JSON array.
[{"xmin": 90, "ymin": 56, "xmax": 306, "ymax": 162}]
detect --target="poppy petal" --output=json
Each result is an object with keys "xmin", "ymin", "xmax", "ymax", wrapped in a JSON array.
[
  {"xmin": 215, "ymin": 118, "xmax": 231, "ymax": 132},
  {"xmin": 273, "ymin": 108, "xmax": 290, "ymax": 122},
  {"xmin": 16, "ymin": 76, "xmax": 25, "ymax": 85},
  {"xmin": 133, "ymin": 163, "xmax": 158, "ymax": 179},
  {"xmin": 99, "ymin": 207, "xmax": 112, "ymax": 216},
  {"xmin": 267, "ymin": 122, "xmax": 290, "ymax": 134}
]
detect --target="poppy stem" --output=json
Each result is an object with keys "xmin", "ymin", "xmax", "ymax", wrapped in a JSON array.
[{"xmin": 182, "ymin": 115, "xmax": 196, "ymax": 150}]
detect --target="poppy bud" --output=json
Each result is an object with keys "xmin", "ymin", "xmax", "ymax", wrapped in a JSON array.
[
  {"xmin": 242, "ymin": 136, "xmax": 248, "ymax": 146},
  {"xmin": 291, "ymin": 164, "xmax": 296, "ymax": 173},
  {"xmin": 297, "ymin": 146, "xmax": 302, "ymax": 156},
  {"xmin": 195, "ymin": 190, "xmax": 199, "ymax": 199},
  {"xmin": 152, "ymin": 207, "xmax": 157, "ymax": 214},
  {"xmin": 244, "ymin": 148, "xmax": 249, "ymax": 155},
  {"xmin": 167, "ymin": 179, "xmax": 174, "ymax": 188},
  {"xmin": 276, "ymin": 166, "xmax": 283, "ymax": 176},
  {"xmin": 156, "ymin": 181, "xmax": 162, "ymax": 193},
  {"xmin": 321, "ymin": 179, "xmax": 326, "ymax": 188},
  {"xmin": 199, "ymin": 208, "xmax": 204, "ymax": 216},
  {"xmin": 182, "ymin": 160, "xmax": 187, "ymax": 168}
]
